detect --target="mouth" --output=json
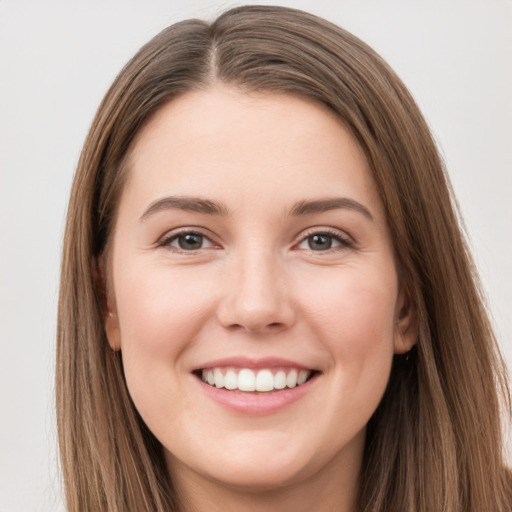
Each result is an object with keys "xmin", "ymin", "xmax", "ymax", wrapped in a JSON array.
[{"xmin": 193, "ymin": 367, "xmax": 320, "ymax": 393}]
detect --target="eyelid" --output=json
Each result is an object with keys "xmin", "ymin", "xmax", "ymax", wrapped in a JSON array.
[
  {"xmin": 293, "ymin": 226, "xmax": 356, "ymax": 251},
  {"xmin": 155, "ymin": 225, "xmax": 355, "ymax": 252},
  {"xmin": 157, "ymin": 227, "xmax": 221, "ymax": 251}
]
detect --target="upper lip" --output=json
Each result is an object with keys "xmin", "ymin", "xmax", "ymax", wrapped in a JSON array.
[{"xmin": 193, "ymin": 356, "xmax": 316, "ymax": 372}]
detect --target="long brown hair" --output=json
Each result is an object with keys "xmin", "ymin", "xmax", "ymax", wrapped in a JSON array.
[{"xmin": 57, "ymin": 5, "xmax": 511, "ymax": 511}]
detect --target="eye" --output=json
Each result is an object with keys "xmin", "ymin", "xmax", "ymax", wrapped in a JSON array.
[
  {"xmin": 296, "ymin": 230, "xmax": 353, "ymax": 251},
  {"xmin": 306, "ymin": 234, "xmax": 335, "ymax": 251},
  {"xmin": 158, "ymin": 231, "xmax": 217, "ymax": 251}
]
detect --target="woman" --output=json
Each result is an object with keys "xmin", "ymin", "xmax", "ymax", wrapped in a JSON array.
[{"xmin": 56, "ymin": 5, "xmax": 511, "ymax": 511}]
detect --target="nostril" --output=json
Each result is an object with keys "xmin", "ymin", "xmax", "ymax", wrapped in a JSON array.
[{"xmin": 244, "ymin": 321, "xmax": 285, "ymax": 333}]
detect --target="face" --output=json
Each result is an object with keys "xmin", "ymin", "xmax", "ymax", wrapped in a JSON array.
[{"xmin": 104, "ymin": 87, "xmax": 416, "ymax": 497}]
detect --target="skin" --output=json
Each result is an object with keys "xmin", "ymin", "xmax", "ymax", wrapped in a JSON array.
[{"xmin": 104, "ymin": 86, "xmax": 417, "ymax": 512}]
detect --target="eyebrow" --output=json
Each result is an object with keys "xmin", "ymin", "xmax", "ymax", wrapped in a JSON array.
[
  {"xmin": 139, "ymin": 196, "xmax": 229, "ymax": 221},
  {"xmin": 139, "ymin": 195, "xmax": 373, "ymax": 222},
  {"xmin": 290, "ymin": 197, "xmax": 374, "ymax": 221}
]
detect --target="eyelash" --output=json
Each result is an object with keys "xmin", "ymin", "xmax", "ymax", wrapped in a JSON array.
[
  {"xmin": 157, "ymin": 227, "xmax": 355, "ymax": 253},
  {"xmin": 296, "ymin": 227, "xmax": 355, "ymax": 252},
  {"xmin": 157, "ymin": 229, "xmax": 217, "ymax": 253}
]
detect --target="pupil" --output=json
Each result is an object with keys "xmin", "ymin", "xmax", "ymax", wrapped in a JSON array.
[
  {"xmin": 309, "ymin": 234, "xmax": 332, "ymax": 250},
  {"xmin": 179, "ymin": 233, "xmax": 203, "ymax": 250}
]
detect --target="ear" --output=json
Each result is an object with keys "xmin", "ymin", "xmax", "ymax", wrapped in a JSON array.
[
  {"xmin": 393, "ymin": 285, "xmax": 418, "ymax": 354},
  {"xmin": 94, "ymin": 255, "xmax": 121, "ymax": 351}
]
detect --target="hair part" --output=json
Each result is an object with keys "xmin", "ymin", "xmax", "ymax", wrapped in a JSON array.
[{"xmin": 57, "ymin": 5, "xmax": 511, "ymax": 511}]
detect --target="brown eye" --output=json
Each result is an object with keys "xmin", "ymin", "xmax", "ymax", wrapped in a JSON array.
[
  {"xmin": 296, "ymin": 230, "xmax": 353, "ymax": 252},
  {"xmin": 308, "ymin": 234, "xmax": 333, "ymax": 251},
  {"xmin": 159, "ymin": 231, "xmax": 216, "ymax": 251},
  {"xmin": 177, "ymin": 233, "xmax": 204, "ymax": 250}
]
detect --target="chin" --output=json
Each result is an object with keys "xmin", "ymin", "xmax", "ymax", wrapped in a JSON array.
[
  {"xmin": 165, "ymin": 434, "xmax": 318, "ymax": 492},
  {"xmin": 200, "ymin": 457, "xmax": 310, "ymax": 492}
]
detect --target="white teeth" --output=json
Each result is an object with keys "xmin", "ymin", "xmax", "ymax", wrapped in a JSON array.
[
  {"xmin": 297, "ymin": 369, "xmax": 309, "ymax": 386},
  {"xmin": 255, "ymin": 369, "xmax": 274, "ymax": 392},
  {"xmin": 286, "ymin": 369, "xmax": 298, "ymax": 388},
  {"xmin": 200, "ymin": 367, "xmax": 312, "ymax": 392},
  {"xmin": 214, "ymin": 368, "xmax": 224, "ymax": 388},
  {"xmin": 224, "ymin": 369, "xmax": 238, "ymax": 390},
  {"xmin": 238, "ymin": 369, "xmax": 256, "ymax": 391},
  {"xmin": 274, "ymin": 370, "xmax": 287, "ymax": 389}
]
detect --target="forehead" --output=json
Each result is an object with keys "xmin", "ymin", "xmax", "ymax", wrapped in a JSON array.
[{"xmin": 122, "ymin": 86, "xmax": 383, "ymax": 220}]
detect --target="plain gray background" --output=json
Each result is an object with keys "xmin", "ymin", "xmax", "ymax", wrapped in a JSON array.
[{"xmin": 1, "ymin": 1, "xmax": 511, "ymax": 510}]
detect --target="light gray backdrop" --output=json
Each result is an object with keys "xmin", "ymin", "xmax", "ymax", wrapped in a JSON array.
[{"xmin": 1, "ymin": 1, "xmax": 511, "ymax": 511}]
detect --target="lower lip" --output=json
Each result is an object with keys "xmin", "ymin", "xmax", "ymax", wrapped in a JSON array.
[{"xmin": 196, "ymin": 374, "xmax": 319, "ymax": 415}]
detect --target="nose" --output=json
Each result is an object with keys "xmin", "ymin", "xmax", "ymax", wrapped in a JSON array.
[{"xmin": 216, "ymin": 251, "xmax": 296, "ymax": 334}]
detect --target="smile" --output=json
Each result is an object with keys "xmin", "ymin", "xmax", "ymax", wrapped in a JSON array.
[
  {"xmin": 193, "ymin": 358, "xmax": 321, "ymax": 414},
  {"xmin": 200, "ymin": 367, "xmax": 313, "ymax": 392}
]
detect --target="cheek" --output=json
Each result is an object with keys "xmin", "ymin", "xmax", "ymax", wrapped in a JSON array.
[
  {"xmin": 304, "ymin": 268, "xmax": 398, "ymax": 437},
  {"xmin": 113, "ymin": 264, "xmax": 221, "ymax": 431},
  {"xmin": 302, "ymin": 265, "xmax": 398, "ymax": 367},
  {"xmin": 115, "ymin": 263, "xmax": 212, "ymax": 349},
  {"xmin": 112, "ymin": 263, "xmax": 217, "ymax": 404}
]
